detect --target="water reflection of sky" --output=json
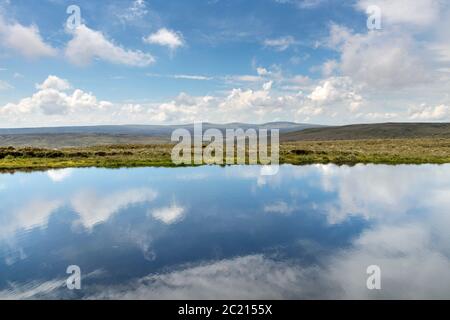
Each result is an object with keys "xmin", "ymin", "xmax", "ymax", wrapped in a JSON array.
[{"xmin": 1, "ymin": 164, "xmax": 450, "ymax": 299}]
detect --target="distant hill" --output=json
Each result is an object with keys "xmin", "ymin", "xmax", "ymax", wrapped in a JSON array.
[
  {"xmin": 0, "ymin": 122, "xmax": 319, "ymax": 135},
  {"xmin": 0, "ymin": 122, "xmax": 321, "ymax": 147},
  {"xmin": 3, "ymin": 122, "xmax": 449, "ymax": 148},
  {"xmin": 282, "ymin": 123, "xmax": 450, "ymax": 141}
]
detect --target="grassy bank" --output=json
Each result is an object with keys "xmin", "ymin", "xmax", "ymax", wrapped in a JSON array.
[{"xmin": 1, "ymin": 138, "xmax": 450, "ymax": 171}]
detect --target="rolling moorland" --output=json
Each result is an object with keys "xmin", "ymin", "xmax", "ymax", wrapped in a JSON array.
[
  {"xmin": 1, "ymin": 122, "xmax": 450, "ymax": 171},
  {"xmin": 0, "ymin": 122, "xmax": 320, "ymax": 148}
]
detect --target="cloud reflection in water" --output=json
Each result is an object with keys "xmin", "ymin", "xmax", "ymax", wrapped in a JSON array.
[{"xmin": 1, "ymin": 164, "xmax": 450, "ymax": 299}]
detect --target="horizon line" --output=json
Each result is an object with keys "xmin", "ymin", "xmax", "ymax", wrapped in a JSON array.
[{"xmin": 2, "ymin": 121, "xmax": 450, "ymax": 131}]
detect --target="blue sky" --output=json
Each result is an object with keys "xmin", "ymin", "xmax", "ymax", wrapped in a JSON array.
[{"xmin": 0, "ymin": 0, "xmax": 449, "ymax": 127}]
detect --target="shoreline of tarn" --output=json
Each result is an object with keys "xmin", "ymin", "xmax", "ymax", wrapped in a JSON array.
[{"xmin": 1, "ymin": 139, "xmax": 450, "ymax": 171}]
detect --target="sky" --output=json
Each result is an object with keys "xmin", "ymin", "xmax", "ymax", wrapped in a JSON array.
[{"xmin": 0, "ymin": 0, "xmax": 449, "ymax": 127}]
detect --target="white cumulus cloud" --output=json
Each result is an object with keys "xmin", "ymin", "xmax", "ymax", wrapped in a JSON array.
[
  {"xmin": 36, "ymin": 75, "xmax": 71, "ymax": 91},
  {"xmin": 309, "ymin": 77, "xmax": 363, "ymax": 111},
  {"xmin": 356, "ymin": 0, "xmax": 441, "ymax": 27},
  {"xmin": 65, "ymin": 25, "xmax": 155, "ymax": 67},
  {"xmin": 0, "ymin": 15, "xmax": 57, "ymax": 58},
  {"xmin": 143, "ymin": 28, "xmax": 184, "ymax": 50},
  {"xmin": 0, "ymin": 75, "xmax": 112, "ymax": 117},
  {"xmin": 409, "ymin": 104, "xmax": 450, "ymax": 121},
  {"xmin": 327, "ymin": 24, "xmax": 430, "ymax": 89}
]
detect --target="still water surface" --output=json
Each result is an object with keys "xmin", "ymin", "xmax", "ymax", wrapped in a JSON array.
[{"xmin": 1, "ymin": 164, "xmax": 450, "ymax": 299}]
